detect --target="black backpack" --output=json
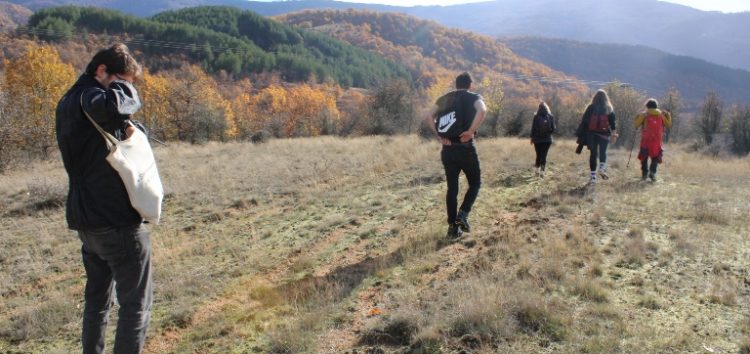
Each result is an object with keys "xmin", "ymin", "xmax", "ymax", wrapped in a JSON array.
[
  {"xmin": 537, "ymin": 114, "xmax": 554, "ymax": 135},
  {"xmin": 433, "ymin": 91, "xmax": 477, "ymax": 139}
]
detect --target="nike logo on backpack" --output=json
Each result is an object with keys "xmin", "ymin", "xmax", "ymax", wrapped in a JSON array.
[{"xmin": 438, "ymin": 111, "xmax": 457, "ymax": 133}]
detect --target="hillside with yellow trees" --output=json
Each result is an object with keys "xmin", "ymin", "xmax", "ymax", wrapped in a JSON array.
[
  {"xmin": 1, "ymin": 6, "xmax": 601, "ymax": 171},
  {"xmin": 278, "ymin": 9, "xmax": 589, "ymax": 106}
]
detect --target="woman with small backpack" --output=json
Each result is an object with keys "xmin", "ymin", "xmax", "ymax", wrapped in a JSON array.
[
  {"xmin": 577, "ymin": 89, "xmax": 618, "ymax": 184},
  {"xmin": 530, "ymin": 101, "xmax": 556, "ymax": 178}
]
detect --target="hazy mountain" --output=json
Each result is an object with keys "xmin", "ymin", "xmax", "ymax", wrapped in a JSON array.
[
  {"xmin": 250, "ymin": 0, "xmax": 750, "ymax": 73},
  {"xmin": 7, "ymin": 0, "xmax": 750, "ymax": 71},
  {"xmin": 500, "ymin": 37, "xmax": 750, "ymax": 105},
  {"xmin": 0, "ymin": 1, "xmax": 32, "ymax": 31}
]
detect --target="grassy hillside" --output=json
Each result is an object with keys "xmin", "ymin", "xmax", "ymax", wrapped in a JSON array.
[
  {"xmin": 1, "ymin": 136, "xmax": 748, "ymax": 353},
  {"xmin": 501, "ymin": 36, "xmax": 750, "ymax": 106},
  {"xmin": 26, "ymin": 6, "xmax": 409, "ymax": 87}
]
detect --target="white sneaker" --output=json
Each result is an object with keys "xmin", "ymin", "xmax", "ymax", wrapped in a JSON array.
[
  {"xmin": 598, "ymin": 168, "xmax": 609, "ymax": 180},
  {"xmin": 539, "ymin": 170, "xmax": 545, "ymax": 178}
]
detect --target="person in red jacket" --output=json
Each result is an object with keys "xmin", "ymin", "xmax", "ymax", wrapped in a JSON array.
[{"xmin": 634, "ymin": 98, "xmax": 672, "ymax": 181}]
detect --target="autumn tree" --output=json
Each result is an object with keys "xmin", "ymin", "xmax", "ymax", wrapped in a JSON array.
[
  {"xmin": 231, "ymin": 92, "xmax": 259, "ymax": 139},
  {"xmin": 135, "ymin": 70, "xmax": 173, "ymax": 141},
  {"xmin": 603, "ymin": 82, "xmax": 646, "ymax": 148},
  {"xmin": 660, "ymin": 87, "xmax": 682, "ymax": 143},
  {"xmin": 3, "ymin": 43, "xmax": 75, "ymax": 158},
  {"xmin": 0, "ymin": 73, "xmax": 14, "ymax": 171},
  {"xmin": 234, "ymin": 83, "xmax": 341, "ymax": 138},
  {"xmin": 337, "ymin": 88, "xmax": 369, "ymax": 136},
  {"xmin": 145, "ymin": 65, "xmax": 236, "ymax": 143},
  {"xmin": 283, "ymin": 84, "xmax": 340, "ymax": 136},
  {"xmin": 366, "ymin": 80, "xmax": 415, "ymax": 135},
  {"xmin": 474, "ymin": 75, "xmax": 504, "ymax": 137},
  {"xmin": 699, "ymin": 91, "xmax": 723, "ymax": 145},
  {"xmin": 498, "ymin": 102, "xmax": 529, "ymax": 137},
  {"xmin": 730, "ymin": 106, "xmax": 750, "ymax": 155}
]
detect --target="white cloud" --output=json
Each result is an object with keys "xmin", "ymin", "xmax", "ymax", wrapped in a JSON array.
[{"xmin": 658, "ymin": 0, "xmax": 750, "ymax": 13}]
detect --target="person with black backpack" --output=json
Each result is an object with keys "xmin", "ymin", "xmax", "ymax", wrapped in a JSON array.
[
  {"xmin": 578, "ymin": 89, "xmax": 618, "ymax": 184},
  {"xmin": 530, "ymin": 101, "xmax": 556, "ymax": 178},
  {"xmin": 425, "ymin": 72, "xmax": 487, "ymax": 239}
]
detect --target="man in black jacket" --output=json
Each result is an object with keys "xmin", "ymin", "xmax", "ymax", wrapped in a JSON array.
[
  {"xmin": 56, "ymin": 43, "xmax": 151, "ymax": 354},
  {"xmin": 425, "ymin": 72, "xmax": 487, "ymax": 239}
]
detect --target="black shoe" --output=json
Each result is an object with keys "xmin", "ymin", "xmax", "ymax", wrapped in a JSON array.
[
  {"xmin": 641, "ymin": 171, "xmax": 648, "ymax": 181},
  {"xmin": 446, "ymin": 224, "xmax": 463, "ymax": 239},
  {"xmin": 456, "ymin": 210, "xmax": 471, "ymax": 233}
]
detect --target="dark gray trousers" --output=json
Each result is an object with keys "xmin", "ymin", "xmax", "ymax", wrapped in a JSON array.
[{"xmin": 78, "ymin": 224, "xmax": 152, "ymax": 354}]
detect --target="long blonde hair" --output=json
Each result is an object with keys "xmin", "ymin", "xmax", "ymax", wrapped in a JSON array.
[
  {"xmin": 590, "ymin": 89, "xmax": 613, "ymax": 115},
  {"xmin": 535, "ymin": 101, "xmax": 550, "ymax": 117}
]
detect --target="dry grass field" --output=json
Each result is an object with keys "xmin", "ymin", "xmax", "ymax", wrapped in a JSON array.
[{"xmin": 1, "ymin": 136, "xmax": 748, "ymax": 353}]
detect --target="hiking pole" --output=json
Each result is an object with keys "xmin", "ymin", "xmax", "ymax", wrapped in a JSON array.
[
  {"xmin": 149, "ymin": 136, "xmax": 168, "ymax": 147},
  {"xmin": 626, "ymin": 131, "xmax": 637, "ymax": 169}
]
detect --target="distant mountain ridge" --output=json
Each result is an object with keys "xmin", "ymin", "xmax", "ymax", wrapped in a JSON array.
[
  {"xmin": 6, "ymin": 0, "xmax": 750, "ymax": 72},
  {"xmin": 500, "ymin": 37, "xmax": 750, "ymax": 105},
  {"xmin": 259, "ymin": 0, "xmax": 750, "ymax": 73},
  {"xmin": 0, "ymin": 1, "xmax": 32, "ymax": 31},
  {"xmin": 278, "ymin": 9, "xmax": 590, "ymax": 103}
]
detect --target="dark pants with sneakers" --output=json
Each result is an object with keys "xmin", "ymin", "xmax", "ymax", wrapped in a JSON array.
[
  {"xmin": 78, "ymin": 224, "xmax": 152, "ymax": 354},
  {"xmin": 641, "ymin": 158, "xmax": 658, "ymax": 176},
  {"xmin": 442, "ymin": 144, "xmax": 481, "ymax": 225},
  {"xmin": 588, "ymin": 134, "xmax": 609, "ymax": 171},
  {"xmin": 534, "ymin": 142, "xmax": 551, "ymax": 168}
]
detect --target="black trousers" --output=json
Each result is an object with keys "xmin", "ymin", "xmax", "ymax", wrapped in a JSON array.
[
  {"xmin": 534, "ymin": 142, "xmax": 552, "ymax": 168},
  {"xmin": 641, "ymin": 158, "xmax": 658, "ymax": 175},
  {"xmin": 588, "ymin": 134, "xmax": 609, "ymax": 171},
  {"xmin": 441, "ymin": 145, "xmax": 481, "ymax": 225}
]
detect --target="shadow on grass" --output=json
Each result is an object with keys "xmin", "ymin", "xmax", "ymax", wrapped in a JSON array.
[{"xmin": 276, "ymin": 229, "xmax": 446, "ymax": 309}]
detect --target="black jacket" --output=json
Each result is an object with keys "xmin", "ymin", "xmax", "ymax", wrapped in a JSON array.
[
  {"xmin": 530, "ymin": 113, "xmax": 556, "ymax": 144},
  {"xmin": 56, "ymin": 74, "xmax": 143, "ymax": 230}
]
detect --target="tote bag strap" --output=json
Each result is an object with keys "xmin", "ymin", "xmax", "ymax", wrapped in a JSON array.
[{"xmin": 80, "ymin": 90, "xmax": 119, "ymax": 149}]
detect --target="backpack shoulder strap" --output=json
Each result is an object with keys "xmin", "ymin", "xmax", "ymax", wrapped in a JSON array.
[{"xmin": 80, "ymin": 90, "xmax": 117, "ymax": 149}]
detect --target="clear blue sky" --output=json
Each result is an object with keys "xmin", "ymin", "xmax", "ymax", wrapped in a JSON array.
[{"xmin": 329, "ymin": 0, "xmax": 750, "ymax": 12}]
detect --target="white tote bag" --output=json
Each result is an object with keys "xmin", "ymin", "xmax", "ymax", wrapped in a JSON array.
[{"xmin": 81, "ymin": 95, "xmax": 164, "ymax": 224}]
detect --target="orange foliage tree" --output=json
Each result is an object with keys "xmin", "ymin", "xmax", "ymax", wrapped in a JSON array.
[
  {"xmin": 134, "ymin": 65, "xmax": 237, "ymax": 143},
  {"xmin": 3, "ymin": 43, "xmax": 75, "ymax": 157},
  {"xmin": 234, "ymin": 83, "xmax": 340, "ymax": 138},
  {"xmin": 136, "ymin": 70, "xmax": 173, "ymax": 141}
]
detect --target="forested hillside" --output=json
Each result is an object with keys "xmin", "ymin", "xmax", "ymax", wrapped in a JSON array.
[
  {"xmin": 501, "ymin": 37, "xmax": 750, "ymax": 106},
  {"xmin": 242, "ymin": 0, "xmax": 750, "ymax": 72},
  {"xmin": 278, "ymin": 10, "xmax": 589, "ymax": 104},
  {"xmin": 26, "ymin": 6, "xmax": 409, "ymax": 87},
  {"xmin": 0, "ymin": 1, "xmax": 31, "ymax": 31},
  {"xmin": 5, "ymin": 0, "xmax": 250, "ymax": 17}
]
